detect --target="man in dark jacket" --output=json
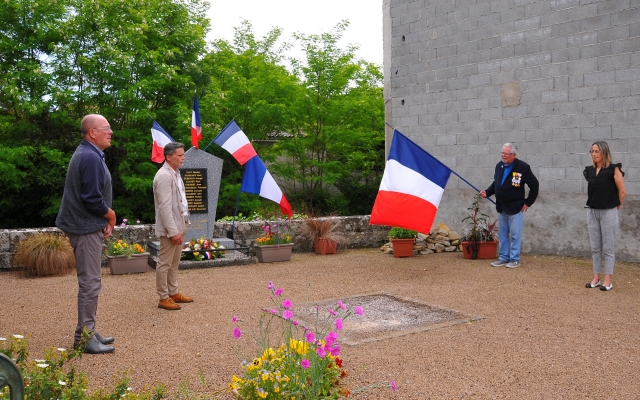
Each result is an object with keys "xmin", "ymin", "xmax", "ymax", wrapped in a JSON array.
[
  {"xmin": 56, "ymin": 114, "xmax": 117, "ymax": 354},
  {"xmin": 480, "ymin": 143, "xmax": 539, "ymax": 268}
]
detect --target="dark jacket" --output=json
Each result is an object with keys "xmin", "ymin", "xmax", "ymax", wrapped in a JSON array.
[
  {"xmin": 485, "ymin": 158, "xmax": 539, "ymax": 215},
  {"xmin": 56, "ymin": 140, "xmax": 113, "ymax": 235}
]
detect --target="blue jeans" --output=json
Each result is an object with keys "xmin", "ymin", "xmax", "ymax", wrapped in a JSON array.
[{"xmin": 497, "ymin": 211, "xmax": 523, "ymax": 262}]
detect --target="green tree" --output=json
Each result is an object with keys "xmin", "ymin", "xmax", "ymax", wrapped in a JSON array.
[{"xmin": 267, "ymin": 21, "xmax": 385, "ymax": 214}]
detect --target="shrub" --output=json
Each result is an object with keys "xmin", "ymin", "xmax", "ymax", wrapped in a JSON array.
[
  {"xmin": 388, "ymin": 227, "xmax": 418, "ymax": 239},
  {"xmin": 13, "ymin": 233, "xmax": 75, "ymax": 277}
]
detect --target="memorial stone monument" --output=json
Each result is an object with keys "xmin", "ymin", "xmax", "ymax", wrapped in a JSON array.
[{"xmin": 179, "ymin": 147, "xmax": 231, "ymax": 247}]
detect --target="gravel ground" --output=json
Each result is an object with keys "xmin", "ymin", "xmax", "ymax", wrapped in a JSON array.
[{"xmin": 2, "ymin": 249, "xmax": 640, "ymax": 399}]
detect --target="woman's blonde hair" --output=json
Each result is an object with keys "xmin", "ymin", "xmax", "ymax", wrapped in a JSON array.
[{"xmin": 591, "ymin": 141, "xmax": 612, "ymax": 168}]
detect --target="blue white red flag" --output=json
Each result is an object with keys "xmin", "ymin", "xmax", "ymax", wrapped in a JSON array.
[
  {"xmin": 370, "ymin": 130, "xmax": 452, "ymax": 233},
  {"xmin": 213, "ymin": 120, "xmax": 292, "ymax": 218},
  {"xmin": 212, "ymin": 120, "xmax": 257, "ymax": 165},
  {"xmin": 150, "ymin": 121, "xmax": 174, "ymax": 163},
  {"xmin": 191, "ymin": 94, "xmax": 202, "ymax": 149}
]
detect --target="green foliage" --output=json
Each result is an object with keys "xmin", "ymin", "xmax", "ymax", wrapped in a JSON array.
[
  {"xmin": 388, "ymin": 227, "xmax": 418, "ymax": 239},
  {"xmin": 0, "ymin": 5, "xmax": 384, "ymax": 228},
  {"xmin": 0, "ymin": 333, "xmax": 165, "ymax": 399}
]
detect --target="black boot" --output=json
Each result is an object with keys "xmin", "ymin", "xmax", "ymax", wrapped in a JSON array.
[
  {"xmin": 94, "ymin": 331, "xmax": 115, "ymax": 345},
  {"xmin": 83, "ymin": 336, "xmax": 115, "ymax": 354}
]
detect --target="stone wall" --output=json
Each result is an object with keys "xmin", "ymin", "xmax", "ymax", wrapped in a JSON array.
[
  {"xmin": 0, "ymin": 216, "xmax": 392, "ymax": 271},
  {"xmin": 384, "ymin": 0, "xmax": 640, "ymax": 262}
]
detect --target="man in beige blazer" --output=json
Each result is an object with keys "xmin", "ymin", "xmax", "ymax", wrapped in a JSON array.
[{"xmin": 153, "ymin": 142, "xmax": 194, "ymax": 310}]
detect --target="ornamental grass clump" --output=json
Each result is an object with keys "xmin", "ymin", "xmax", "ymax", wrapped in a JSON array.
[
  {"xmin": 229, "ymin": 281, "xmax": 395, "ymax": 399},
  {"xmin": 13, "ymin": 233, "xmax": 75, "ymax": 277},
  {"xmin": 106, "ymin": 219, "xmax": 146, "ymax": 258},
  {"xmin": 255, "ymin": 218, "xmax": 293, "ymax": 246},
  {"xmin": 0, "ymin": 333, "xmax": 165, "ymax": 399},
  {"xmin": 297, "ymin": 215, "xmax": 347, "ymax": 250}
]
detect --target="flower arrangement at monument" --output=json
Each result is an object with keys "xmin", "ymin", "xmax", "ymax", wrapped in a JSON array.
[
  {"xmin": 229, "ymin": 281, "xmax": 396, "ymax": 399},
  {"xmin": 105, "ymin": 219, "xmax": 146, "ymax": 258},
  {"xmin": 181, "ymin": 237, "xmax": 226, "ymax": 261},
  {"xmin": 254, "ymin": 218, "xmax": 293, "ymax": 246}
]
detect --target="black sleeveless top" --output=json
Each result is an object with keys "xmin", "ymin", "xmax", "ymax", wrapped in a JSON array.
[{"xmin": 583, "ymin": 163, "xmax": 624, "ymax": 209}]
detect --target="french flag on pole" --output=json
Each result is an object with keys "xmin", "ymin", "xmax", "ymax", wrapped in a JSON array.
[
  {"xmin": 370, "ymin": 130, "xmax": 452, "ymax": 233},
  {"xmin": 213, "ymin": 120, "xmax": 292, "ymax": 218},
  {"xmin": 191, "ymin": 94, "xmax": 202, "ymax": 149},
  {"xmin": 212, "ymin": 120, "xmax": 257, "ymax": 165},
  {"xmin": 151, "ymin": 121, "xmax": 174, "ymax": 163}
]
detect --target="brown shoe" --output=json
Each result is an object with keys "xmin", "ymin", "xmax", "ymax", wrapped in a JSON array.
[
  {"xmin": 170, "ymin": 292, "xmax": 194, "ymax": 303},
  {"xmin": 158, "ymin": 297, "xmax": 181, "ymax": 310}
]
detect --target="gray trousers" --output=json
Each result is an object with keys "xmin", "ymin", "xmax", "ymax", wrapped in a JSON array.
[
  {"xmin": 66, "ymin": 230, "xmax": 104, "ymax": 343},
  {"xmin": 587, "ymin": 208, "xmax": 618, "ymax": 275}
]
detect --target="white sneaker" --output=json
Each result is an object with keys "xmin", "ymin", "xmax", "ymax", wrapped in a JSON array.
[
  {"xmin": 506, "ymin": 261, "xmax": 520, "ymax": 268},
  {"xmin": 491, "ymin": 259, "xmax": 509, "ymax": 267}
]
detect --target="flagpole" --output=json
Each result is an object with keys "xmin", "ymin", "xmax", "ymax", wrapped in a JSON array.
[{"xmin": 385, "ymin": 123, "xmax": 496, "ymax": 205}]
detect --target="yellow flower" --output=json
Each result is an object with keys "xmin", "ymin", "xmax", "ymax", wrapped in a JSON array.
[{"xmin": 289, "ymin": 338, "xmax": 307, "ymax": 355}]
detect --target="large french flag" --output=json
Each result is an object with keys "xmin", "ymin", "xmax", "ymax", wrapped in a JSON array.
[
  {"xmin": 151, "ymin": 121, "xmax": 174, "ymax": 163},
  {"xmin": 213, "ymin": 120, "xmax": 292, "ymax": 218},
  {"xmin": 212, "ymin": 120, "xmax": 257, "ymax": 165},
  {"xmin": 191, "ymin": 94, "xmax": 202, "ymax": 149},
  {"xmin": 370, "ymin": 130, "xmax": 452, "ymax": 233}
]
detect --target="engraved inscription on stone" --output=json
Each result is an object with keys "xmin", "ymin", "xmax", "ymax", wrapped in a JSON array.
[{"xmin": 180, "ymin": 169, "xmax": 208, "ymax": 214}]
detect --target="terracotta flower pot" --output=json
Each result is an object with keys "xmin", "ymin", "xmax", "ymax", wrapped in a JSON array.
[
  {"xmin": 107, "ymin": 253, "xmax": 149, "ymax": 274},
  {"xmin": 390, "ymin": 238, "xmax": 415, "ymax": 258},
  {"xmin": 460, "ymin": 241, "xmax": 498, "ymax": 259},
  {"xmin": 314, "ymin": 237, "xmax": 337, "ymax": 255},
  {"xmin": 254, "ymin": 243, "xmax": 293, "ymax": 263}
]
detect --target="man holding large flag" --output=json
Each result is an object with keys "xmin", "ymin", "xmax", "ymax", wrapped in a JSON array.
[
  {"xmin": 212, "ymin": 120, "xmax": 292, "ymax": 218},
  {"xmin": 370, "ymin": 130, "xmax": 452, "ymax": 234}
]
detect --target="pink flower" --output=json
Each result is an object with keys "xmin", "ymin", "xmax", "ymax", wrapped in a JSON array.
[
  {"xmin": 232, "ymin": 327, "xmax": 242, "ymax": 339},
  {"xmin": 292, "ymin": 320, "xmax": 299, "ymax": 326},
  {"xmin": 305, "ymin": 332, "xmax": 315, "ymax": 343},
  {"xmin": 328, "ymin": 308, "xmax": 337, "ymax": 316},
  {"xmin": 232, "ymin": 316, "xmax": 238, "ymax": 322},
  {"xmin": 274, "ymin": 288, "xmax": 283, "ymax": 296},
  {"xmin": 316, "ymin": 347, "xmax": 327, "ymax": 358},
  {"xmin": 267, "ymin": 281, "xmax": 274, "ymax": 289},
  {"xmin": 263, "ymin": 225, "xmax": 269, "ymax": 232},
  {"xmin": 122, "ymin": 218, "xmax": 128, "ymax": 223},
  {"xmin": 335, "ymin": 318, "xmax": 343, "ymax": 331},
  {"xmin": 354, "ymin": 306, "xmax": 363, "ymax": 316},
  {"xmin": 283, "ymin": 310, "xmax": 294, "ymax": 320},
  {"xmin": 329, "ymin": 344, "xmax": 341, "ymax": 356},
  {"xmin": 301, "ymin": 359, "xmax": 310, "ymax": 369},
  {"xmin": 390, "ymin": 381, "xmax": 397, "ymax": 391},
  {"xmin": 325, "ymin": 331, "xmax": 338, "ymax": 347},
  {"xmin": 120, "ymin": 223, "xmax": 126, "ymax": 227},
  {"xmin": 337, "ymin": 300, "xmax": 346, "ymax": 310},
  {"xmin": 282, "ymin": 299, "xmax": 292, "ymax": 309},
  {"xmin": 136, "ymin": 220, "xmax": 140, "ymax": 224},
  {"xmin": 270, "ymin": 309, "xmax": 278, "ymax": 315}
]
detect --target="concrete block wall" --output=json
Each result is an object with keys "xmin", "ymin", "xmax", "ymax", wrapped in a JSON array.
[{"xmin": 384, "ymin": 0, "xmax": 640, "ymax": 261}]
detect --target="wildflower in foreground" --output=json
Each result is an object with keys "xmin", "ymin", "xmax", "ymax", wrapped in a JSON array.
[
  {"xmin": 301, "ymin": 359, "xmax": 310, "ymax": 369},
  {"xmin": 282, "ymin": 299, "xmax": 292, "ymax": 309},
  {"xmin": 305, "ymin": 331, "xmax": 315, "ymax": 343},
  {"xmin": 232, "ymin": 327, "xmax": 242, "ymax": 339},
  {"xmin": 355, "ymin": 305, "xmax": 363, "ymax": 315},
  {"xmin": 283, "ymin": 310, "xmax": 294, "ymax": 320},
  {"xmin": 390, "ymin": 380, "xmax": 397, "ymax": 391},
  {"xmin": 335, "ymin": 318, "xmax": 344, "ymax": 331}
]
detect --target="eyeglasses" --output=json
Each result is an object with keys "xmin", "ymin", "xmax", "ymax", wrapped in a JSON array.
[
  {"xmin": 93, "ymin": 127, "xmax": 112, "ymax": 131},
  {"xmin": 501, "ymin": 152, "xmax": 513, "ymax": 156}
]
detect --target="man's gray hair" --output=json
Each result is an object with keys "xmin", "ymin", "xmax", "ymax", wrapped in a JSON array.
[
  {"xmin": 164, "ymin": 142, "xmax": 184, "ymax": 157},
  {"xmin": 502, "ymin": 142, "xmax": 518, "ymax": 156}
]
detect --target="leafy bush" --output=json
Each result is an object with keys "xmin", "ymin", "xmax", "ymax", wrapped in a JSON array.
[
  {"xmin": 13, "ymin": 233, "xmax": 75, "ymax": 277},
  {"xmin": 0, "ymin": 333, "xmax": 165, "ymax": 399},
  {"xmin": 388, "ymin": 227, "xmax": 417, "ymax": 239}
]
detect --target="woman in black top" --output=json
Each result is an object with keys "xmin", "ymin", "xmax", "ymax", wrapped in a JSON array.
[{"xmin": 583, "ymin": 141, "xmax": 626, "ymax": 291}]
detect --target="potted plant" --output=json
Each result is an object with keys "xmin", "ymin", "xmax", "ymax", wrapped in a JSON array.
[
  {"xmin": 388, "ymin": 227, "xmax": 417, "ymax": 258},
  {"xmin": 298, "ymin": 215, "xmax": 347, "ymax": 255},
  {"xmin": 105, "ymin": 219, "xmax": 149, "ymax": 274},
  {"xmin": 253, "ymin": 218, "xmax": 294, "ymax": 263},
  {"xmin": 13, "ymin": 233, "xmax": 75, "ymax": 277},
  {"xmin": 460, "ymin": 194, "xmax": 498, "ymax": 259}
]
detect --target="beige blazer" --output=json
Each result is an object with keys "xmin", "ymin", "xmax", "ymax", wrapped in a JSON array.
[{"xmin": 153, "ymin": 162, "xmax": 188, "ymax": 238}]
